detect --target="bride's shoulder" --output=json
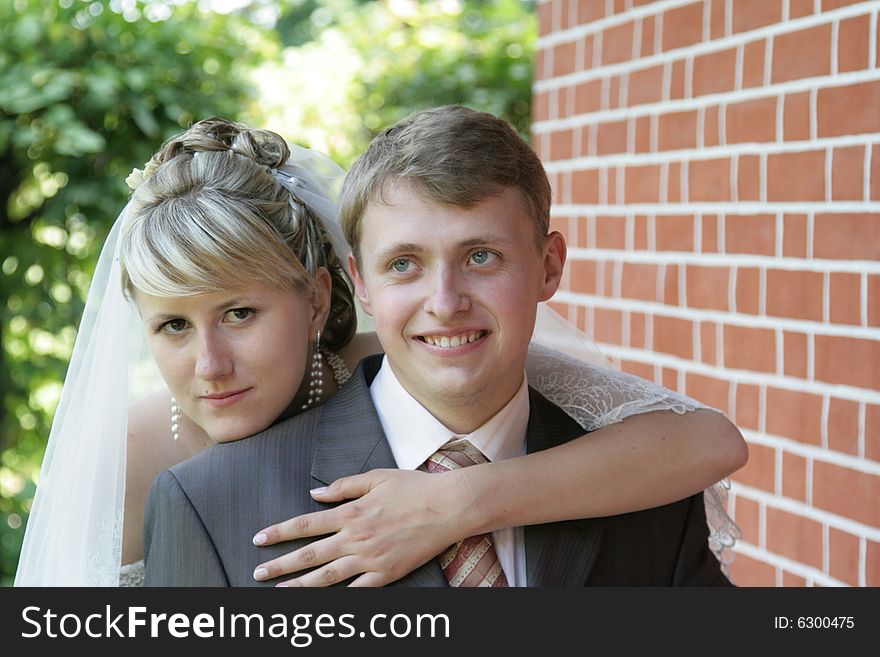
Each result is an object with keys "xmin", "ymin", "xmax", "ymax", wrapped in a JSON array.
[
  {"xmin": 129, "ymin": 388, "xmax": 170, "ymax": 426},
  {"xmin": 126, "ymin": 389, "xmax": 188, "ymax": 485},
  {"xmin": 128, "ymin": 390, "xmax": 172, "ymax": 455}
]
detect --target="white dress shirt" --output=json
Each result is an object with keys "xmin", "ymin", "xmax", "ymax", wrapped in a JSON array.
[{"xmin": 369, "ymin": 356, "xmax": 530, "ymax": 586}]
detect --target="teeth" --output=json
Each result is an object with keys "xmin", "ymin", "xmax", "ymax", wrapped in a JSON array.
[{"xmin": 422, "ymin": 331, "xmax": 484, "ymax": 348}]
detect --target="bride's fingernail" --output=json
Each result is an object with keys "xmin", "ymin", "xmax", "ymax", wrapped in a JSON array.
[
  {"xmin": 310, "ymin": 486, "xmax": 328, "ymax": 496},
  {"xmin": 253, "ymin": 533, "xmax": 268, "ymax": 546},
  {"xmin": 253, "ymin": 567, "xmax": 269, "ymax": 581}
]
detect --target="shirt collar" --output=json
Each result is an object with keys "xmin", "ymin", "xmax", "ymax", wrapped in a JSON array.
[{"xmin": 369, "ymin": 356, "xmax": 530, "ymax": 470}]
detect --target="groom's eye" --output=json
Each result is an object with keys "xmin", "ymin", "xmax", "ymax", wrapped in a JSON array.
[
  {"xmin": 469, "ymin": 249, "xmax": 497, "ymax": 266},
  {"xmin": 391, "ymin": 258, "xmax": 412, "ymax": 273}
]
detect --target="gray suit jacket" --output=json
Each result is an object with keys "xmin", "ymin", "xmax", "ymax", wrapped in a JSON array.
[{"xmin": 144, "ymin": 355, "xmax": 730, "ymax": 586}]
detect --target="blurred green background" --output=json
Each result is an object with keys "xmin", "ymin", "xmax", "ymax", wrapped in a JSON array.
[{"xmin": 0, "ymin": 0, "xmax": 536, "ymax": 584}]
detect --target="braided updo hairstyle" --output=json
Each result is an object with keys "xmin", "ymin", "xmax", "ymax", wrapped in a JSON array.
[{"xmin": 119, "ymin": 117, "xmax": 355, "ymax": 351}]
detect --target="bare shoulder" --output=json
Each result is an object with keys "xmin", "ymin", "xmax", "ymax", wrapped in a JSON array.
[
  {"xmin": 124, "ymin": 388, "xmax": 179, "ymax": 564},
  {"xmin": 128, "ymin": 389, "xmax": 173, "ymax": 455},
  {"xmin": 338, "ymin": 332, "xmax": 382, "ymax": 370},
  {"xmin": 127, "ymin": 389, "xmax": 212, "ymax": 482},
  {"xmin": 126, "ymin": 390, "xmax": 179, "ymax": 487}
]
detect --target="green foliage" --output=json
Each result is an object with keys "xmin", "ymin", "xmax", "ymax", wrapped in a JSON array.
[
  {"xmin": 0, "ymin": 0, "xmax": 269, "ymax": 585},
  {"xmin": 250, "ymin": 0, "xmax": 536, "ymax": 167},
  {"xmin": 344, "ymin": 0, "xmax": 536, "ymax": 140}
]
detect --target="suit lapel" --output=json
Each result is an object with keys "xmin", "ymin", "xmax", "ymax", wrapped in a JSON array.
[
  {"xmin": 310, "ymin": 355, "xmax": 447, "ymax": 587},
  {"xmin": 311, "ymin": 355, "xmax": 397, "ymax": 485},
  {"xmin": 524, "ymin": 388, "xmax": 604, "ymax": 587}
]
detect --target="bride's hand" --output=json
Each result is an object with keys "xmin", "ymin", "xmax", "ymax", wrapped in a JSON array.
[{"xmin": 251, "ymin": 468, "xmax": 471, "ymax": 587}]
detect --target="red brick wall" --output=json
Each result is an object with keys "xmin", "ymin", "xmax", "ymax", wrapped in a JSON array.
[{"xmin": 534, "ymin": 0, "xmax": 880, "ymax": 586}]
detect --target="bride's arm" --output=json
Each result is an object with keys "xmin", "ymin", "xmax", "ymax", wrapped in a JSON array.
[{"xmin": 251, "ymin": 343, "xmax": 747, "ymax": 586}]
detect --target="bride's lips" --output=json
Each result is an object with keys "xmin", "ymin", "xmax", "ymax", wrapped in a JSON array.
[{"xmin": 200, "ymin": 388, "xmax": 251, "ymax": 408}]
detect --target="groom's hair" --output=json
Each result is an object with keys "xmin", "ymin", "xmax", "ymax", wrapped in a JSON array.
[{"xmin": 339, "ymin": 105, "xmax": 552, "ymax": 263}]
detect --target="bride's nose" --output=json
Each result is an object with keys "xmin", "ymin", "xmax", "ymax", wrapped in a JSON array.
[{"xmin": 194, "ymin": 330, "xmax": 234, "ymax": 380}]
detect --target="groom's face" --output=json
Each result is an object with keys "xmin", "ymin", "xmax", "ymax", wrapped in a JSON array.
[{"xmin": 349, "ymin": 182, "xmax": 565, "ymax": 430}]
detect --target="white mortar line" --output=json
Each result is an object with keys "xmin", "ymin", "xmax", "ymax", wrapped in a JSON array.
[
  {"xmin": 562, "ymin": 246, "xmax": 880, "ymax": 275},
  {"xmin": 551, "ymin": 200, "xmax": 880, "ymax": 216},
  {"xmin": 542, "ymin": 134, "xmax": 880, "ymax": 171}
]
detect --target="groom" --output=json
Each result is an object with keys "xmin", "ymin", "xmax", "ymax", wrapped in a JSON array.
[{"xmin": 144, "ymin": 105, "xmax": 729, "ymax": 586}]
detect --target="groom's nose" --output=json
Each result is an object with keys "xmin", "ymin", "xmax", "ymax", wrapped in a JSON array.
[
  {"xmin": 422, "ymin": 265, "xmax": 470, "ymax": 319},
  {"xmin": 194, "ymin": 330, "xmax": 234, "ymax": 380}
]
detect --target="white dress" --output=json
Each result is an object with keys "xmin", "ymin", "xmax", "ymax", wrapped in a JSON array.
[{"xmin": 119, "ymin": 560, "xmax": 145, "ymax": 587}]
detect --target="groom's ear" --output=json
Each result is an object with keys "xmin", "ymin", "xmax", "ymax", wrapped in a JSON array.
[
  {"xmin": 347, "ymin": 252, "xmax": 374, "ymax": 316},
  {"xmin": 538, "ymin": 231, "xmax": 566, "ymax": 302}
]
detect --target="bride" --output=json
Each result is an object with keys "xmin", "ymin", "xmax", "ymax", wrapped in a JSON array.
[{"xmin": 14, "ymin": 117, "xmax": 746, "ymax": 586}]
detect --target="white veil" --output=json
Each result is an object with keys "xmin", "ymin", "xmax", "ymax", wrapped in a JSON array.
[
  {"xmin": 15, "ymin": 140, "xmax": 737, "ymax": 586},
  {"xmin": 14, "ymin": 212, "xmax": 138, "ymax": 585}
]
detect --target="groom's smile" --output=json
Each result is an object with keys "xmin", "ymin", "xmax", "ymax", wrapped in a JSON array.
[{"xmin": 415, "ymin": 329, "xmax": 490, "ymax": 349}]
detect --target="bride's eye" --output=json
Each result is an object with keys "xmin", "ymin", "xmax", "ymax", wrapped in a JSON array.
[
  {"xmin": 159, "ymin": 318, "xmax": 189, "ymax": 334},
  {"xmin": 225, "ymin": 307, "xmax": 256, "ymax": 323}
]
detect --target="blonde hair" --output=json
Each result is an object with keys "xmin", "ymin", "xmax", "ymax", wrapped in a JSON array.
[
  {"xmin": 120, "ymin": 117, "xmax": 355, "ymax": 350},
  {"xmin": 340, "ymin": 105, "xmax": 552, "ymax": 262}
]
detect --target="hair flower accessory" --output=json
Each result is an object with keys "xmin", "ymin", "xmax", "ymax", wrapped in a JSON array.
[
  {"xmin": 125, "ymin": 168, "xmax": 144, "ymax": 190},
  {"xmin": 125, "ymin": 159, "xmax": 159, "ymax": 191}
]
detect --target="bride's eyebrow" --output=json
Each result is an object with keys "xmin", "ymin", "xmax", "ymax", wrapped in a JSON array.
[
  {"xmin": 209, "ymin": 297, "xmax": 252, "ymax": 311},
  {"xmin": 145, "ymin": 296, "xmax": 259, "ymax": 323},
  {"xmin": 144, "ymin": 309, "xmax": 186, "ymax": 323}
]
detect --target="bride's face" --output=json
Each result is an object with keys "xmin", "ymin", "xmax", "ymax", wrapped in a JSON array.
[{"xmin": 135, "ymin": 280, "xmax": 328, "ymax": 443}]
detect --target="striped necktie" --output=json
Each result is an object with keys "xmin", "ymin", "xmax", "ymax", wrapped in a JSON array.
[{"xmin": 422, "ymin": 438, "xmax": 509, "ymax": 587}]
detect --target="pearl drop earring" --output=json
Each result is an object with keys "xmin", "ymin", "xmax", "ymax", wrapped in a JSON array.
[
  {"xmin": 301, "ymin": 330, "xmax": 324, "ymax": 410},
  {"xmin": 171, "ymin": 397, "xmax": 180, "ymax": 441}
]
